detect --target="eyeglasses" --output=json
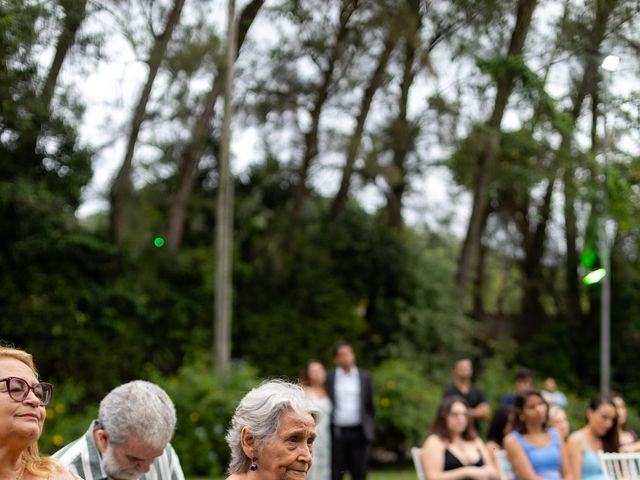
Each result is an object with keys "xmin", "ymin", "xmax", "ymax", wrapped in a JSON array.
[
  {"xmin": 448, "ymin": 411, "xmax": 469, "ymax": 418},
  {"xmin": 0, "ymin": 377, "xmax": 53, "ymax": 405}
]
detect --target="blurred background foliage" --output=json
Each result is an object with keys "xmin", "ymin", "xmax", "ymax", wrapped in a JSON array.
[{"xmin": 2, "ymin": 0, "xmax": 640, "ymax": 476}]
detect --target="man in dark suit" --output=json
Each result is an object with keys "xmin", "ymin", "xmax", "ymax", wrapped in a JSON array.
[{"xmin": 325, "ymin": 340, "xmax": 375, "ymax": 480}]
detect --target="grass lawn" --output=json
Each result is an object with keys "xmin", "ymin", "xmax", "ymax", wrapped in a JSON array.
[{"xmin": 189, "ymin": 471, "xmax": 416, "ymax": 480}]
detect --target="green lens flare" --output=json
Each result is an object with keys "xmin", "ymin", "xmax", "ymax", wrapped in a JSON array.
[
  {"xmin": 153, "ymin": 236, "xmax": 165, "ymax": 248},
  {"xmin": 583, "ymin": 268, "xmax": 607, "ymax": 285}
]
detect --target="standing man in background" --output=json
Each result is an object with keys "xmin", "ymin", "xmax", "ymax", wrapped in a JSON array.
[
  {"xmin": 326, "ymin": 340, "xmax": 375, "ymax": 480},
  {"xmin": 442, "ymin": 357, "xmax": 491, "ymax": 427}
]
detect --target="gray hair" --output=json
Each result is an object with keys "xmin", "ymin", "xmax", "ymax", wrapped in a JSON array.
[
  {"xmin": 226, "ymin": 380, "xmax": 319, "ymax": 474},
  {"xmin": 98, "ymin": 380, "xmax": 177, "ymax": 449}
]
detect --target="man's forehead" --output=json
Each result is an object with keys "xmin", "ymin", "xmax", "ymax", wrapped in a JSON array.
[{"xmin": 120, "ymin": 435, "xmax": 164, "ymax": 459}]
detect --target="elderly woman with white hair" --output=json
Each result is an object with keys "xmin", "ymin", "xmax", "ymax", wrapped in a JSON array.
[{"xmin": 225, "ymin": 380, "xmax": 320, "ymax": 480}]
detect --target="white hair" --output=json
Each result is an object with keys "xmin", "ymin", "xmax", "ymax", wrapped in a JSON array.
[
  {"xmin": 226, "ymin": 380, "xmax": 319, "ymax": 474},
  {"xmin": 98, "ymin": 380, "xmax": 177, "ymax": 449}
]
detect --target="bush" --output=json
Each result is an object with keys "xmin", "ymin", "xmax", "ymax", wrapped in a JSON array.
[
  {"xmin": 152, "ymin": 360, "xmax": 261, "ymax": 477},
  {"xmin": 39, "ymin": 380, "xmax": 96, "ymax": 455},
  {"xmin": 372, "ymin": 359, "xmax": 442, "ymax": 464}
]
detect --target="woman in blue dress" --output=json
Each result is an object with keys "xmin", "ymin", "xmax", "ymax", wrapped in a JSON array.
[
  {"xmin": 567, "ymin": 394, "xmax": 619, "ymax": 480},
  {"xmin": 503, "ymin": 389, "xmax": 572, "ymax": 480}
]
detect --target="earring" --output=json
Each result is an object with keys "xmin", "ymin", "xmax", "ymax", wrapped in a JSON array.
[{"xmin": 250, "ymin": 456, "xmax": 258, "ymax": 471}]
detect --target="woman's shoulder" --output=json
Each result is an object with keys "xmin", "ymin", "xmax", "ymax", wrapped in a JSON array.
[
  {"xmin": 423, "ymin": 433, "xmax": 446, "ymax": 450},
  {"xmin": 48, "ymin": 471, "xmax": 81, "ymax": 480}
]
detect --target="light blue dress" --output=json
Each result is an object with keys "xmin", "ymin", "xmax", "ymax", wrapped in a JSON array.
[
  {"xmin": 307, "ymin": 394, "xmax": 332, "ymax": 480},
  {"xmin": 576, "ymin": 431, "xmax": 605, "ymax": 480},
  {"xmin": 512, "ymin": 427, "xmax": 562, "ymax": 479}
]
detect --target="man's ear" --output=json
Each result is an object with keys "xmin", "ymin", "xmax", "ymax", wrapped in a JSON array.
[
  {"xmin": 240, "ymin": 426, "xmax": 256, "ymax": 457},
  {"xmin": 93, "ymin": 428, "xmax": 109, "ymax": 454}
]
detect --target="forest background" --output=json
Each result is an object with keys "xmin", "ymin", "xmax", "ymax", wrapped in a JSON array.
[{"xmin": 2, "ymin": 0, "xmax": 640, "ymax": 476}]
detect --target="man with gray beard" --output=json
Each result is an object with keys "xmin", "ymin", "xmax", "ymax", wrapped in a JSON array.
[{"xmin": 54, "ymin": 380, "xmax": 184, "ymax": 480}]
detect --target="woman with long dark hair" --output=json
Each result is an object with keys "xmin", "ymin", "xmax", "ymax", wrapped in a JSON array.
[
  {"xmin": 421, "ymin": 396, "xmax": 496, "ymax": 480},
  {"xmin": 503, "ymin": 389, "xmax": 572, "ymax": 480},
  {"xmin": 567, "ymin": 394, "xmax": 618, "ymax": 480}
]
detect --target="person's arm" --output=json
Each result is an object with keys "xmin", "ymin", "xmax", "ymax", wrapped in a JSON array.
[
  {"xmin": 559, "ymin": 435, "xmax": 574, "ymax": 480},
  {"xmin": 422, "ymin": 435, "xmax": 494, "ymax": 480},
  {"xmin": 621, "ymin": 440, "xmax": 640, "ymax": 452},
  {"xmin": 566, "ymin": 433, "xmax": 583, "ymax": 480},
  {"xmin": 470, "ymin": 402, "xmax": 491, "ymax": 421},
  {"xmin": 503, "ymin": 433, "xmax": 542, "ymax": 480},
  {"xmin": 476, "ymin": 438, "xmax": 499, "ymax": 479}
]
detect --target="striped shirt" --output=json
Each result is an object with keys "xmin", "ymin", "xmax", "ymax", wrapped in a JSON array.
[{"xmin": 53, "ymin": 421, "xmax": 185, "ymax": 480}]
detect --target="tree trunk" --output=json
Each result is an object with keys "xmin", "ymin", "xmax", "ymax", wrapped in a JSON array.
[
  {"xmin": 562, "ymin": 0, "xmax": 616, "ymax": 324},
  {"xmin": 329, "ymin": 33, "xmax": 398, "ymax": 220},
  {"xmin": 166, "ymin": 0, "xmax": 264, "ymax": 252},
  {"xmin": 455, "ymin": 0, "xmax": 539, "ymax": 298},
  {"xmin": 291, "ymin": 0, "xmax": 359, "ymax": 220},
  {"xmin": 40, "ymin": 0, "xmax": 88, "ymax": 109},
  {"xmin": 214, "ymin": 0, "xmax": 237, "ymax": 373},
  {"xmin": 109, "ymin": 0, "xmax": 187, "ymax": 244},
  {"xmin": 384, "ymin": 0, "xmax": 420, "ymax": 228}
]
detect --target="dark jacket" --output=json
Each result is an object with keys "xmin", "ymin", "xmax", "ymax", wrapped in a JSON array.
[{"xmin": 326, "ymin": 367, "xmax": 375, "ymax": 442}]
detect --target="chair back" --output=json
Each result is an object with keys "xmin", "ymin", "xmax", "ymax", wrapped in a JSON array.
[
  {"xmin": 411, "ymin": 447, "xmax": 426, "ymax": 480},
  {"xmin": 598, "ymin": 451, "xmax": 640, "ymax": 479}
]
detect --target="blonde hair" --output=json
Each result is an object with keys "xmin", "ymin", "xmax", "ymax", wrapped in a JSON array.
[{"xmin": 0, "ymin": 344, "xmax": 64, "ymax": 477}]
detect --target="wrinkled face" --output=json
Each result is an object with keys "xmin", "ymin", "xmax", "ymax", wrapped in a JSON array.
[
  {"xmin": 306, "ymin": 362, "xmax": 326, "ymax": 387},
  {"xmin": 453, "ymin": 360, "xmax": 473, "ymax": 381},
  {"xmin": 613, "ymin": 397, "xmax": 627, "ymax": 426},
  {"xmin": 254, "ymin": 410, "xmax": 316, "ymax": 480},
  {"xmin": 445, "ymin": 401, "xmax": 469, "ymax": 435},
  {"xmin": 0, "ymin": 357, "xmax": 46, "ymax": 446},
  {"xmin": 334, "ymin": 345, "xmax": 355, "ymax": 371},
  {"xmin": 96, "ymin": 431, "xmax": 164, "ymax": 480},
  {"xmin": 587, "ymin": 404, "xmax": 616, "ymax": 437},
  {"xmin": 522, "ymin": 394, "xmax": 547, "ymax": 426}
]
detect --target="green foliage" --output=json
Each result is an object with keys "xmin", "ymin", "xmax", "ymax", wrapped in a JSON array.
[
  {"xmin": 373, "ymin": 359, "xmax": 442, "ymax": 458},
  {"xmin": 151, "ymin": 361, "xmax": 261, "ymax": 477},
  {"xmin": 38, "ymin": 381, "xmax": 96, "ymax": 456}
]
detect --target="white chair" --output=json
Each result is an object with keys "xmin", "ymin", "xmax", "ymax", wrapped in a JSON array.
[
  {"xmin": 598, "ymin": 451, "xmax": 640, "ymax": 479},
  {"xmin": 411, "ymin": 446, "xmax": 426, "ymax": 480}
]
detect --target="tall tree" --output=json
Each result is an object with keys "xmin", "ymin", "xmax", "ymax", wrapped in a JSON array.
[
  {"xmin": 329, "ymin": 27, "xmax": 400, "ymax": 220},
  {"xmin": 291, "ymin": 0, "xmax": 360, "ymax": 220},
  {"xmin": 455, "ymin": 0, "xmax": 540, "ymax": 298},
  {"xmin": 110, "ymin": 0, "xmax": 187, "ymax": 244},
  {"xmin": 166, "ymin": 0, "xmax": 264, "ymax": 252}
]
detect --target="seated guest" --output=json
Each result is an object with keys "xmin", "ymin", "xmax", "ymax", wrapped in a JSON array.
[
  {"xmin": 486, "ymin": 405, "xmax": 514, "ymax": 479},
  {"xmin": 224, "ymin": 380, "xmax": 319, "ymax": 480},
  {"xmin": 541, "ymin": 378, "xmax": 568, "ymax": 409},
  {"xmin": 421, "ymin": 396, "xmax": 496, "ymax": 480},
  {"xmin": 54, "ymin": 380, "xmax": 184, "ymax": 479},
  {"xmin": 500, "ymin": 368, "xmax": 534, "ymax": 407},
  {"xmin": 548, "ymin": 406, "xmax": 571, "ymax": 441},
  {"xmin": 503, "ymin": 389, "xmax": 572, "ymax": 480},
  {"xmin": 0, "ymin": 345, "xmax": 78, "ymax": 479},
  {"xmin": 611, "ymin": 392, "xmax": 640, "ymax": 452},
  {"xmin": 567, "ymin": 394, "xmax": 618, "ymax": 480}
]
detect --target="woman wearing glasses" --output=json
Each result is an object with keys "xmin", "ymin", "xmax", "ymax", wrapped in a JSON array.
[
  {"xmin": 421, "ymin": 396, "xmax": 497, "ymax": 480},
  {"xmin": 0, "ymin": 345, "xmax": 79, "ymax": 479}
]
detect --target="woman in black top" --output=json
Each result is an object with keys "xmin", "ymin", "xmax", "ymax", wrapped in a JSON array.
[{"xmin": 421, "ymin": 396, "xmax": 497, "ymax": 480}]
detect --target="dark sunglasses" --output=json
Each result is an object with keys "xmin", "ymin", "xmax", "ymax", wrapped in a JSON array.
[{"xmin": 0, "ymin": 376, "xmax": 53, "ymax": 405}]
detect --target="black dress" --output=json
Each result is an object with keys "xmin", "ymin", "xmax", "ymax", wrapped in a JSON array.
[{"xmin": 443, "ymin": 448, "xmax": 484, "ymax": 479}]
